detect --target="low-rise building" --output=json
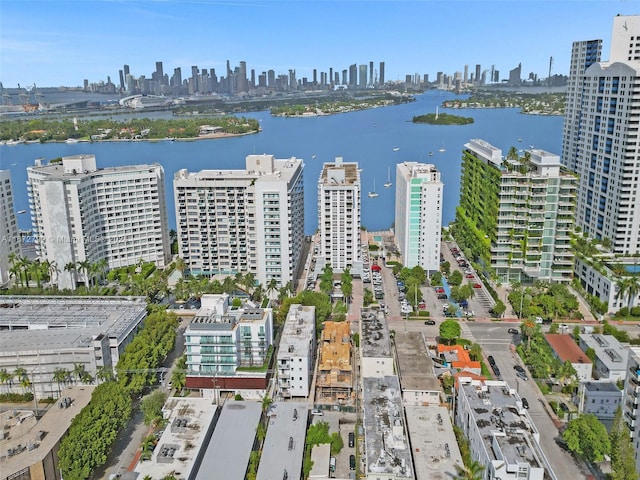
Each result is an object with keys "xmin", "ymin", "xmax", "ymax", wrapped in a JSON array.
[
  {"xmin": 361, "ymin": 308, "xmax": 394, "ymax": 378},
  {"xmin": 578, "ymin": 334, "xmax": 629, "ymax": 382},
  {"xmin": 437, "ymin": 344, "xmax": 481, "ymax": 375},
  {"xmin": 134, "ymin": 397, "xmax": 219, "ymax": 480},
  {"xmin": 0, "ymin": 296, "xmax": 146, "ymax": 397},
  {"xmin": 1, "ymin": 386, "xmax": 94, "ymax": 480},
  {"xmin": 256, "ymin": 402, "xmax": 308, "ymax": 480},
  {"xmin": 193, "ymin": 400, "xmax": 262, "ymax": 480},
  {"xmin": 276, "ymin": 305, "xmax": 316, "ymax": 398},
  {"xmin": 185, "ymin": 294, "xmax": 273, "ymax": 397},
  {"xmin": 545, "ymin": 334, "xmax": 593, "ymax": 381},
  {"xmin": 405, "ymin": 405, "xmax": 464, "ymax": 480},
  {"xmin": 623, "ymin": 350, "xmax": 640, "ymax": 473},
  {"xmin": 393, "ymin": 331, "xmax": 442, "ymax": 406},
  {"xmin": 577, "ymin": 380, "xmax": 622, "ymax": 430},
  {"xmin": 456, "ymin": 378, "xmax": 556, "ymax": 480},
  {"xmin": 363, "ymin": 376, "xmax": 414, "ymax": 480},
  {"xmin": 316, "ymin": 321, "xmax": 353, "ymax": 405}
]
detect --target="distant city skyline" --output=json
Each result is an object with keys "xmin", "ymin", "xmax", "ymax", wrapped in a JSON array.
[{"xmin": 1, "ymin": 0, "xmax": 636, "ymax": 88}]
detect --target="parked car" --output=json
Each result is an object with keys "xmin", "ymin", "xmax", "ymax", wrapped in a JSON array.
[
  {"xmin": 437, "ymin": 294, "xmax": 448, "ymax": 300},
  {"xmin": 311, "ymin": 409, "xmax": 323, "ymax": 416},
  {"xmin": 521, "ymin": 398, "xmax": 529, "ymax": 409},
  {"xmin": 487, "ymin": 355, "xmax": 496, "ymax": 366},
  {"xmin": 535, "ymin": 316, "xmax": 544, "ymax": 324},
  {"xmin": 516, "ymin": 370, "xmax": 529, "ymax": 381},
  {"xmin": 348, "ymin": 432, "xmax": 355, "ymax": 448},
  {"xmin": 514, "ymin": 365, "xmax": 526, "ymax": 374},
  {"xmin": 435, "ymin": 287, "xmax": 445, "ymax": 294},
  {"xmin": 424, "ymin": 320, "xmax": 436, "ymax": 325},
  {"xmin": 349, "ymin": 454, "xmax": 356, "ymax": 470},
  {"xmin": 473, "ymin": 283, "xmax": 482, "ymax": 289},
  {"xmin": 491, "ymin": 364, "xmax": 501, "ymax": 377},
  {"xmin": 418, "ymin": 301, "xmax": 427, "ymax": 310},
  {"xmin": 508, "ymin": 328, "xmax": 519, "ymax": 335},
  {"xmin": 465, "ymin": 273, "xmax": 474, "ymax": 278}
]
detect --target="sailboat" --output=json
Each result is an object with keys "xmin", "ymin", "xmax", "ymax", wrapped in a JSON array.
[
  {"xmin": 439, "ymin": 141, "xmax": 446, "ymax": 153},
  {"xmin": 393, "ymin": 147, "xmax": 400, "ymax": 152},
  {"xmin": 384, "ymin": 166, "xmax": 392, "ymax": 188},
  {"xmin": 368, "ymin": 179, "xmax": 379, "ymax": 198}
]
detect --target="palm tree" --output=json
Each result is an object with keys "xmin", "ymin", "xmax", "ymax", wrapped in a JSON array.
[
  {"xmin": 96, "ymin": 365, "xmax": 115, "ymax": 383},
  {"xmin": 266, "ymin": 278, "xmax": 278, "ymax": 300},
  {"xmin": 455, "ymin": 460, "xmax": 485, "ymax": 480},
  {"xmin": 76, "ymin": 260, "xmax": 91, "ymax": 286},
  {"xmin": 242, "ymin": 272, "xmax": 256, "ymax": 297},
  {"xmin": 616, "ymin": 276, "xmax": 640, "ymax": 311},
  {"xmin": 72, "ymin": 363, "xmax": 86, "ymax": 383},
  {"xmin": 29, "ymin": 260, "xmax": 44, "ymax": 288},
  {"xmin": 0, "ymin": 368, "xmax": 14, "ymax": 394},
  {"xmin": 9, "ymin": 264, "xmax": 22, "ymax": 287},
  {"xmin": 96, "ymin": 258, "xmax": 109, "ymax": 283},
  {"xmin": 42, "ymin": 259, "xmax": 58, "ymax": 285},
  {"xmin": 520, "ymin": 318, "xmax": 537, "ymax": 350},
  {"xmin": 19, "ymin": 375, "xmax": 32, "ymax": 395},
  {"xmin": 18, "ymin": 256, "xmax": 32, "ymax": 287},
  {"xmin": 53, "ymin": 367, "xmax": 67, "ymax": 396},
  {"xmin": 64, "ymin": 262, "xmax": 77, "ymax": 288},
  {"xmin": 89, "ymin": 262, "xmax": 101, "ymax": 287},
  {"xmin": 222, "ymin": 275, "xmax": 236, "ymax": 294}
]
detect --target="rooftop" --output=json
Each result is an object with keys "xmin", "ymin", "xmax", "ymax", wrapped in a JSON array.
[
  {"xmin": 0, "ymin": 296, "xmax": 147, "ymax": 353},
  {"xmin": 583, "ymin": 380, "xmax": 622, "ymax": 393},
  {"xmin": 256, "ymin": 402, "xmax": 308, "ymax": 480},
  {"xmin": 437, "ymin": 344, "xmax": 482, "ymax": 371},
  {"xmin": 134, "ymin": 397, "xmax": 218, "ymax": 480},
  {"xmin": 28, "ymin": 155, "xmax": 160, "ymax": 180},
  {"xmin": 319, "ymin": 157, "xmax": 360, "ymax": 186},
  {"xmin": 361, "ymin": 308, "xmax": 391, "ymax": 358},
  {"xmin": 1, "ymin": 386, "xmax": 95, "ymax": 476},
  {"xmin": 363, "ymin": 376, "xmax": 413, "ymax": 479},
  {"xmin": 194, "ymin": 400, "xmax": 262, "ymax": 480},
  {"xmin": 393, "ymin": 331, "xmax": 441, "ymax": 393},
  {"xmin": 279, "ymin": 305, "xmax": 316, "ymax": 358},
  {"xmin": 404, "ymin": 406, "xmax": 464, "ymax": 480},
  {"xmin": 459, "ymin": 379, "xmax": 554, "ymax": 478},
  {"xmin": 545, "ymin": 334, "xmax": 592, "ymax": 365},
  {"xmin": 578, "ymin": 334, "xmax": 629, "ymax": 371}
]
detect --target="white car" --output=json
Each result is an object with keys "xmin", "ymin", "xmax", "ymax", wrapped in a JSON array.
[{"xmin": 401, "ymin": 306, "xmax": 412, "ymax": 314}]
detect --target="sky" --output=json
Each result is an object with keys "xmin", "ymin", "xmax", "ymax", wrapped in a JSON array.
[{"xmin": 1, "ymin": 0, "xmax": 640, "ymax": 88}]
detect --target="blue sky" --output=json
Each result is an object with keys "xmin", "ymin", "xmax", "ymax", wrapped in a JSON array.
[{"xmin": 1, "ymin": 0, "xmax": 639, "ymax": 88}]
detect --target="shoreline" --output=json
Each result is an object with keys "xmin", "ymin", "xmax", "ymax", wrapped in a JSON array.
[{"xmin": 0, "ymin": 129, "xmax": 260, "ymax": 146}]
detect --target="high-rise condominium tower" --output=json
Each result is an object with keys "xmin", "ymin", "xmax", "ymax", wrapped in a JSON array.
[
  {"xmin": 317, "ymin": 157, "xmax": 361, "ymax": 271},
  {"xmin": 394, "ymin": 162, "xmax": 443, "ymax": 273},
  {"xmin": 27, "ymin": 155, "xmax": 171, "ymax": 290},
  {"xmin": 174, "ymin": 155, "xmax": 304, "ymax": 288},
  {"xmin": 0, "ymin": 170, "xmax": 20, "ymax": 286},
  {"xmin": 456, "ymin": 139, "xmax": 576, "ymax": 285},
  {"xmin": 562, "ymin": 15, "xmax": 640, "ymax": 254}
]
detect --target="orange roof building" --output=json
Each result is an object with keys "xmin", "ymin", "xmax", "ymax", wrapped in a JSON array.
[
  {"xmin": 545, "ymin": 333, "xmax": 593, "ymax": 381},
  {"xmin": 437, "ymin": 344, "xmax": 482, "ymax": 375},
  {"xmin": 316, "ymin": 321, "xmax": 353, "ymax": 404}
]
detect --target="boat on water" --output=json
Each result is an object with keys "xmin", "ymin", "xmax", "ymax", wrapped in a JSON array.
[
  {"xmin": 439, "ymin": 141, "xmax": 446, "ymax": 153},
  {"xmin": 312, "ymin": 154, "xmax": 317, "ymax": 159},
  {"xmin": 18, "ymin": 210, "xmax": 26, "ymax": 214},
  {"xmin": 518, "ymin": 138, "xmax": 522, "ymax": 142},
  {"xmin": 368, "ymin": 179, "xmax": 379, "ymax": 198},
  {"xmin": 11, "ymin": 163, "xmax": 17, "ymax": 166},
  {"xmin": 5, "ymin": 139, "xmax": 22, "ymax": 145},
  {"xmin": 428, "ymin": 152, "xmax": 434, "ymax": 156},
  {"xmin": 384, "ymin": 166, "xmax": 392, "ymax": 188},
  {"xmin": 393, "ymin": 147, "xmax": 400, "ymax": 152},
  {"xmin": 66, "ymin": 138, "xmax": 79, "ymax": 144}
]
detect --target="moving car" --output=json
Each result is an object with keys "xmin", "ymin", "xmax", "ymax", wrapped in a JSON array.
[
  {"xmin": 516, "ymin": 370, "xmax": 529, "ymax": 381},
  {"xmin": 437, "ymin": 294, "xmax": 448, "ymax": 300},
  {"xmin": 508, "ymin": 328, "xmax": 519, "ymax": 335},
  {"xmin": 514, "ymin": 365, "xmax": 526, "ymax": 374},
  {"xmin": 424, "ymin": 319, "xmax": 436, "ymax": 325},
  {"xmin": 521, "ymin": 397, "xmax": 529, "ymax": 409}
]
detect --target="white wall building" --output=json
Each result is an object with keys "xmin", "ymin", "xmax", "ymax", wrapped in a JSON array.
[
  {"xmin": 360, "ymin": 308, "xmax": 394, "ymax": 378},
  {"xmin": 623, "ymin": 350, "xmax": 640, "ymax": 472},
  {"xmin": 395, "ymin": 162, "xmax": 442, "ymax": 273},
  {"xmin": 174, "ymin": 154, "xmax": 304, "ymax": 288},
  {"xmin": 0, "ymin": 170, "xmax": 20, "ymax": 286},
  {"xmin": 577, "ymin": 380, "xmax": 623, "ymax": 429},
  {"xmin": 276, "ymin": 304, "xmax": 316, "ymax": 398},
  {"xmin": 456, "ymin": 378, "xmax": 556, "ymax": 480},
  {"xmin": 185, "ymin": 294, "xmax": 274, "ymax": 375},
  {"xmin": 562, "ymin": 15, "xmax": 640, "ymax": 254},
  {"xmin": 27, "ymin": 155, "xmax": 171, "ymax": 290},
  {"xmin": 317, "ymin": 157, "xmax": 361, "ymax": 271},
  {"xmin": 578, "ymin": 333, "xmax": 630, "ymax": 381}
]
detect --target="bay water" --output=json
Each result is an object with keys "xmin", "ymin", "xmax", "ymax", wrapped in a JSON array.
[{"xmin": 0, "ymin": 91, "xmax": 564, "ymax": 235}]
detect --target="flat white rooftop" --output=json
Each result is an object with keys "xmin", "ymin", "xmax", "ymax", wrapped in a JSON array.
[
  {"xmin": 1, "ymin": 386, "xmax": 94, "ymax": 476},
  {"xmin": 134, "ymin": 397, "xmax": 218, "ymax": 480},
  {"xmin": 278, "ymin": 305, "xmax": 316, "ymax": 358}
]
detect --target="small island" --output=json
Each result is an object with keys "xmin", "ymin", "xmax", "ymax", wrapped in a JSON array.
[
  {"xmin": 270, "ymin": 93, "xmax": 414, "ymax": 117},
  {"xmin": 412, "ymin": 112, "xmax": 474, "ymax": 125}
]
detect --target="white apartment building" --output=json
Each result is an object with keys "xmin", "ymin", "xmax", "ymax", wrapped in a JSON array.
[
  {"xmin": 276, "ymin": 304, "xmax": 316, "ymax": 398},
  {"xmin": 623, "ymin": 350, "xmax": 640, "ymax": 472},
  {"xmin": 562, "ymin": 15, "xmax": 640, "ymax": 254},
  {"xmin": 185, "ymin": 294, "xmax": 274, "ymax": 375},
  {"xmin": 0, "ymin": 170, "xmax": 20, "ymax": 286},
  {"xmin": 317, "ymin": 157, "xmax": 361, "ymax": 271},
  {"xmin": 394, "ymin": 162, "xmax": 442, "ymax": 273},
  {"xmin": 174, "ymin": 154, "xmax": 304, "ymax": 288},
  {"xmin": 578, "ymin": 333, "xmax": 630, "ymax": 382},
  {"xmin": 577, "ymin": 380, "xmax": 623, "ymax": 430},
  {"xmin": 456, "ymin": 378, "xmax": 555, "ymax": 480},
  {"xmin": 27, "ymin": 155, "xmax": 171, "ymax": 290}
]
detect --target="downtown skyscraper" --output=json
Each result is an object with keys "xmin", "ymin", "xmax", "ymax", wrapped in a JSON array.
[{"xmin": 562, "ymin": 15, "xmax": 640, "ymax": 254}]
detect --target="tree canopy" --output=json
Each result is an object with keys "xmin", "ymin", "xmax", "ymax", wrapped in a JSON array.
[
  {"xmin": 439, "ymin": 320, "xmax": 461, "ymax": 345},
  {"xmin": 562, "ymin": 414, "xmax": 610, "ymax": 462}
]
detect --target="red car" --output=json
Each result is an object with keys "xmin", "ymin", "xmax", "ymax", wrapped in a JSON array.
[
  {"xmin": 465, "ymin": 273, "xmax": 474, "ymax": 278},
  {"xmin": 473, "ymin": 283, "xmax": 482, "ymax": 289},
  {"xmin": 418, "ymin": 301, "xmax": 427, "ymax": 310},
  {"xmin": 435, "ymin": 287, "xmax": 445, "ymax": 294}
]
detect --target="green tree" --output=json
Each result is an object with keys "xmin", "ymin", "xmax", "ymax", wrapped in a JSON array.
[
  {"xmin": 562, "ymin": 414, "xmax": 611, "ymax": 462},
  {"xmin": 469, "ymin": 343, "xmax": 482, "ymax": 362},
  {"xmin": 439, "ymin": 320, "xmax": 461, "ymax": 345},
  {"xmin": 610, "ymin": 406, "xmax": 639, "ymax": 480},
  {"xmin": 454, "ymin": 460, "xmax": 485, "ymax": 480},
  {"xmin": 141, "ymin": 390, "xmax": 168, "ymax": 426},
  {"xmin": 441, "ymin": 261, "xmax": 451, "ymax": 276},
  {"xmin": 430, "ymin": 271, "xmax": 443, "ymax": 286},
  {"xmin": 449, "ymin": 270, "xmax": 463, "ymax": 286},
  {"xmin": 491, "ymin": 300, "xmax": 506, "ymax": 317}
]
